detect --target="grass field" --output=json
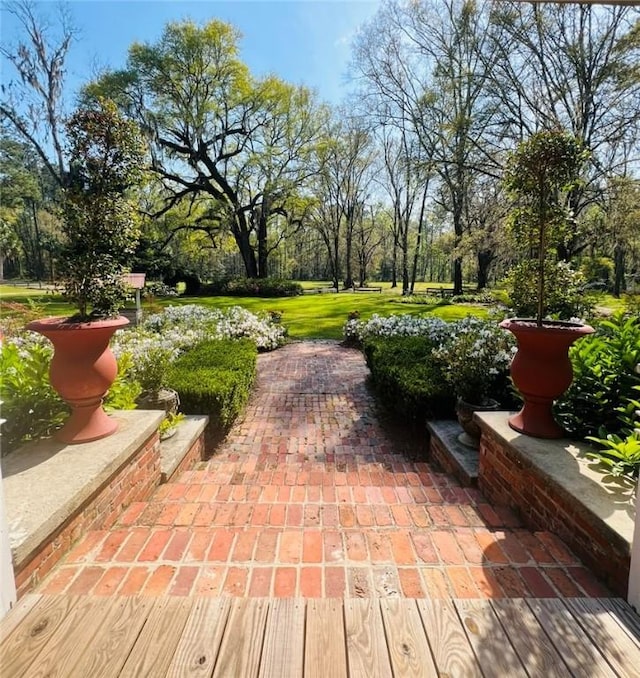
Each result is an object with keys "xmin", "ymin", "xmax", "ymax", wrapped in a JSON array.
[
  {"xmin": 3, "ymin": 282, "xmax": 631, "ymax": 340},
  {"xmin": 0, "ymin": 284, "xmax": 488, "ymax": 340}
]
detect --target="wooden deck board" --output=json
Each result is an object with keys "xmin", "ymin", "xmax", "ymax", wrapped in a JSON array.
[
  {"xmin": 68, "ymin": 597, "xmax": 156, "ymax": 678},
  {"xmin": 603, "ymin": 598, "xmax": 640, "ymax": 649},
  {"xmin": 211, "ymin": 598, "xmax": 269, "ymax": 678},
  {"xmin": 119, "ymin": 597, "xmax": 192, "ymax": 678},
  {"xmin": 304, "ymin": 599, "xmax": 347, "ymax": 678},
  {"xmin": 454, "ymin": 599, "xmax": 528, "ymax": 678},
  {"xmin": 379, "ymin": 598, "xmax": 438, "ymax": 677},
  {"xmin": 344, "ymin": 598, "xmax": 393, "ymax": 678},
  {"xmin": 417, "ymin": 599, "xmax": 483, "ymax": 677},
  {"xmin": 30, "ymin": 597, "xmax": 116, "ymax": 678},
  {"xmin": 166, "ymin": 597, "xmax": 231, "ymax": 678},
  {"xmin": 2, "ymin": 595, "xmax": 640, "ymax": 677},
  {"xmin": 0, "ymin": 593, "xmax": 42, "ymax": 644},
  {"xmin": 1, "ymin": 595, "xmax": 79, "ymax": 677},
  {"xmin": 565, "ymin": 598, "xmax": 640, "ymax": 678},
  {"xmin": 259, "ymin": 598, "xmax": 305, "ymax": 678},
  {"xmin": 490, "ymin": 598, "xmax": 571, "ymax": 677},
  {"xmin": 527, "ymin": 598, "xmax": 618, "ymax": 678}
]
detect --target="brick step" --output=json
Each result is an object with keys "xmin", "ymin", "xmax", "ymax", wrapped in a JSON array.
[
  {"xmin": 118, "ymin": 499, "xmax": 522, "ymax": 531},
  {"xmin": 40, "ymin": 525, "xmax": 608, "ymax": 599}
]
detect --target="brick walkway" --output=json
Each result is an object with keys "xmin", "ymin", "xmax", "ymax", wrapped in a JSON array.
[{"xmin": 39, "ymin": 342, "xmax": 610, "ymax": 599}]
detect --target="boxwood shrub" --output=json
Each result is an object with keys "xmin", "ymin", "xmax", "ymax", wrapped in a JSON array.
[
  {"xmin": 363, "ymin": 336, "xmax": 454, "ymax": 421},
  {"xmin": 199, "ymin": 277, "xmax": 303, "ymax": 297},
  {"xmin": 167, "ymin": 338, "xmax": 257, "ymax": 439}
]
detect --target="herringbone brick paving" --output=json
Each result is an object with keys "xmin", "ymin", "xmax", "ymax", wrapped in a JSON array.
[{"xmin": 39, "ymin": 342, "xmax": 611, "ymax": 599}]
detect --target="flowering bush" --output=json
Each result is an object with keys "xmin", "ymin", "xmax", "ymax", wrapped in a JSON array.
[
  {"xmin": 345, "ymin": 312, "xmax": 516, "ymax": 410},
  {"xmin": 344, "ymin": 313, "xmax": 450, "ymax": 346},
  {"xmin": 142, "ymin": 282, "xmax": 178, "ymax": 298},
  {"xmin": 432, "ymin": 316, "xmax": 516, "ymax": 405},
  {"xmin": 139, "ymin": 304, "xmax": 286, "ymax": 351},
  {"xmin": 1, "ymin": 304, "xmax": 282, "ymax": 453}
]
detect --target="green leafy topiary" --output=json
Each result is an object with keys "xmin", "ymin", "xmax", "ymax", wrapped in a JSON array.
[
  {"xmin": 504, "ymin": 130, "xmax": 589, "ymax": 324},
  {"xmin": 61, "ymin": 98, "xmax": 146, "ymax": 319}
]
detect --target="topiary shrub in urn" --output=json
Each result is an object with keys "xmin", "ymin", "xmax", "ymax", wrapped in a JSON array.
[
  {"xmin": 500, "ymin": 129, "xmax": 594, "ymax": 438},
  {"xmin": 27, "ymin": 98, "xmax": 146, "ymax": 444}
]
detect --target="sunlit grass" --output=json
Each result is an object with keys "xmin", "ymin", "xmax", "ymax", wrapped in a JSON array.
[
  {"xmin": 158, "ymin": 291, "xmax": 488, "ymax": 339},
  {"xmin": 0, "ymin": 282, "xmax": 541, "ymax": 339}
]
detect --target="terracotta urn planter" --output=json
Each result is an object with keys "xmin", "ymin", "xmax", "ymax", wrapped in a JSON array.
[
  {"xmin": 26, "ymin": 316, "xmax": 129, "ymax": 444},
  {"xmin": 500, "ymin": 318, "xmax": 594, "ymax": 438}
]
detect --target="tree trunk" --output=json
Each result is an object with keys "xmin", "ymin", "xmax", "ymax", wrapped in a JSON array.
[
  {"xmin": 332, "ymin": 234, "xmax": 341, "ymax": 290},
  {"xmin": 234, "ymin": 228, "xmax": 258, "ymax": 278},
  {"xmin": 257, "ymin": 212, "xmax": 268, "ymax": 279},
  {"xmin": 453, "ymin": 257, "xmax": 463, "ymax": 295},
  {"xmin": 476, "ymin": 249, "xmax": 495, "ymax": 290},
  {"xmin": 344, "ymin": 221, "xmax": 354, "ymax": 289},
  {"xmin": 411, "ymin": 186, "xmax": 428, "ymax": 294},
  {"xmin": 613, "ymin": 243, "xmax": 626, "ymax": 297},
  {"xmin": 256, "ymin": 196, "xmax": 270, "ymax": 279}
]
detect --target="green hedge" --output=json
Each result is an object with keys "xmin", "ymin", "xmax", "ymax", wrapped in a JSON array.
[
  {"xmin": 363, "ymin": 336, "xmax": 454, "ymax": 421},
  {"xmin": 167, "ymin": 338, "xmax": 257, "ymax": 436},
  {"xmin": 199, "ymin": 277, "xmax": 303, "ymax": 297}
]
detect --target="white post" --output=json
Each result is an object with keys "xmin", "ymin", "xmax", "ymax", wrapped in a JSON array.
[
  {"xmin": 0, "ymin": 459, "xmax": 17, "ymax": 618},
  {"xmin": 0, "ymin": 331, "xmax": 17, "ymax": 617},
  {"xmin": 629, "ymin": 478, "xmax": 640, "ymax": 611}
]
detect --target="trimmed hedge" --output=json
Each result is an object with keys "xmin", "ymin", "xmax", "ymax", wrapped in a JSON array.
[
  {"xmin": 363, "ymin": 336, "xmax": 454, "ymax": 421},
  {"xmin": 199, "ymin": 277, "xmax": 303, "ymax": 297},
  {"xmin": 167, "ymin": 338, "xmax": 257, "ymax": 436}
]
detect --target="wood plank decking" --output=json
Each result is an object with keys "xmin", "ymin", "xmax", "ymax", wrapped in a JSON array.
[{"xmin": 2, "ymin": 595, "xmax": 639, "ymax": 677}]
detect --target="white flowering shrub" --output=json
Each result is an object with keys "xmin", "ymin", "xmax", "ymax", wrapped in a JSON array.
[
  {"xmin": 113, "ymin": 304, "xmax": 286, "ymax": 393},
  {"xmin": 344, "ymin": 313, "xmax": 450, "ymax": 345},
  {"xmin": 432, "ymin": 316, "xmax": 516, "ymax": 404},
  {"xmin": 346, "ymin": 312, "xmax": 516, "ymax": 407}
]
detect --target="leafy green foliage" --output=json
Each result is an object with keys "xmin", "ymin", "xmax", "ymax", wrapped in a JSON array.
[
  {"xmin": 61, "ymin": 98, "xmax": 145, "ymax": 319},
  {"xmin": 504, "ymin": 130, "xmax": 589, "ymax": 324},
  {"xmin": 200, "ymin": 278, "xmax": 303, "ymax": 298},
  {"xmin": 363, "ymin": 336, "xmax": 454, "ymax": 421},
  {"xmin": 586, "ymin": 386, "xmax": 640, "ymax": 479},
  {"xmin": 159, "ymin": 411, "xmax": 185, "ymax": 438},
  {"xmin": 104, "ymin": 353, "xmax": 142, "ymax": 411},
  {"xmin": 505, "ymin": 260, "xmax": 591, "ymax": 319},
  {"xmin": 0, "ymin": 341, "xmax": 67, "ymax": 453},
  {"xmin": 555, "ymin": 313, "xmax": 640, "ymax": 439},
  {"xmin": 167, "ymin": 339, "xmax": 257, "ymax": 435}
]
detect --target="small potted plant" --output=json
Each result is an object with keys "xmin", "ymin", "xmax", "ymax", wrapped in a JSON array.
[
  {"xmin": 433, "ymin": 316, "xmax": 515, "ymax": 448},
  {"xmin": 500, "ymin": 129, "xmax": 594, "ymax": 438},
  {"xmin": 27, "ymin": 98, "xmax": 145, "ymax": 444}
]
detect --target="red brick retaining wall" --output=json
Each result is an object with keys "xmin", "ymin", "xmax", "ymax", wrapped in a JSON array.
[
  {"xmin": 478, "ymin": 425, "xmax": 630, "ymax": 597},
  {"xmin": 14, "ymin": 431, "xmax": 161, "ymax": 599}
]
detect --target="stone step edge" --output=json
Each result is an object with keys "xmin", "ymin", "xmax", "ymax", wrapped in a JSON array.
[
  {"xmin": 160, "ymin": 415, "xmax": 209, "ymax": 483},
  {"xmin": 427, "ymin": 420, "xmax": 479, "ymax": 488}
]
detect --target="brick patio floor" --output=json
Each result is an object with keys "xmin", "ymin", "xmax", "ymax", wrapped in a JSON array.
[{"xmin": 39, "ymin": 341, "xmax": 611, "ymax": 599}]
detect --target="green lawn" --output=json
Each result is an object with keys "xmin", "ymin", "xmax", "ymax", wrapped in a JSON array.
[
  {"xmin": 158, "ymin": 291, "xmax": 488, "ymax": 339},
  {"xmin": 1, "ymin": 284, "xmax": 489, "ymax": 340},
  {"xmin": 3, "ymin": 282, "xmax": 634, "ymax": 340}
]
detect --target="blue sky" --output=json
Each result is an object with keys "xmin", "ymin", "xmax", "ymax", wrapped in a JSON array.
[{"xmin": 2, "ymin": 0, "xmax": 381, "ymax": 106}]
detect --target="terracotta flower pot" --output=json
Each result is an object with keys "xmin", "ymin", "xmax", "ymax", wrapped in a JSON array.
[
  {"xmin": 500, "ymin": 318, "xmax": 594, "ymax": 439},
  {"xmin": 26, "ymin": 316, "xmax": 129, "ymax": 444}
]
